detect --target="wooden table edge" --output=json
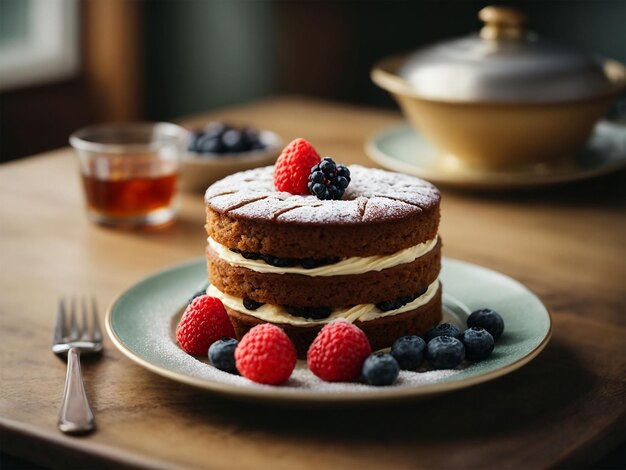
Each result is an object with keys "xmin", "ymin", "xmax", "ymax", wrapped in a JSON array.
[{"xmin": 0, "ymin": 417, "xmax": 184, "ymax": 470}]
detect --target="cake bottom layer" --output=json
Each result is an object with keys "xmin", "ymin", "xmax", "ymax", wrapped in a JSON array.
[{"xmin": 225, "ymin": 286, "xmax": 442, "ymax": 358}]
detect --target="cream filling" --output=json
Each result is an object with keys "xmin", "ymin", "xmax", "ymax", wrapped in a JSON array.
[
  {"xmin": 208, "ymin": 236, "xmax": 438, "ymax": 276},
  {"xmin": 207, "ymin": 280, "xmax": 440, "ymax": 327}
]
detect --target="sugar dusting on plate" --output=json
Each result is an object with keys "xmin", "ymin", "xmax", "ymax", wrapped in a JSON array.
[{"xmin": 141, "ymin": 304, "xmax": 461, "ymax": 393}]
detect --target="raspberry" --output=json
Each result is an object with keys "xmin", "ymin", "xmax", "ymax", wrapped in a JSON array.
[
  {"xmin": 273, "ymin": 138, "xmax": 320, "ymax": 194},
  {"xmin": 307, "ymin": 321, "xmax": 372, "ymax": 382},
  {"xmin": 176, "ymin": 295, "xmax": 235, "ymax": 355},
  {"xmin": 235, "ymin": 324, "xmax": 297, "ymax": 384}
]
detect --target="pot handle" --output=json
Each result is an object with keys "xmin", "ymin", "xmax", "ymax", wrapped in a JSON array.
[{"xmin": 479, "ymin": 6, "xmax": 527, "ymax": 40}]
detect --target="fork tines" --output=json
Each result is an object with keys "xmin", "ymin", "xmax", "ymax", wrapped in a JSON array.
[{"xmin": 54, "ymin": 297, "xmax": 102, "ymax": 344}]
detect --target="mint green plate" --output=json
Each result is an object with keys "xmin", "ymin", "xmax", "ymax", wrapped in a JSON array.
[{"xmin": 106, "ymin": 258, "xmax": 551, "ymax": 403}]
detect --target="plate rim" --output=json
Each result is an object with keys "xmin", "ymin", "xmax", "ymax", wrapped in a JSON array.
[
  {"xmin": 105, "ymin": 258, "xmax": 553, "ymax": 403},
  {"xmin": 365, "ymin": 121, "xmax": 626, "ymax": 189}
]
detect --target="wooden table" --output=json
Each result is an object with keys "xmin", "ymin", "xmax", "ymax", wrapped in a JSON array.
[{"xmin": 1, "ymin": 96, "xmax": 624, "ymax": 469}]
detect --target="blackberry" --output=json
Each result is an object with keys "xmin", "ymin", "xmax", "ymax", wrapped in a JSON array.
[
  {"xmin": 319, "ymin": 158, "xmax": 337, "ymax": 178},
  {"xmin": 285, "ymin": 305, "xmax": 332, "ymax": 320},
  {"xmin": 336, "ymin": 165, "xmax": 350, "ymax": 179},
  {"xmin": 309, "ymin": 171, "xmax": 326, "ymax": 184},
  {"xmin": 243, "ymin": 298, "xmax": 264, "ymax": 311},
  {"xmin": 335, "ymin": 176, "xmax": 349, "ymax": 189},
  {"xmin": 307, "ymin": 157, "xmax": 351, "ymax": 200}
]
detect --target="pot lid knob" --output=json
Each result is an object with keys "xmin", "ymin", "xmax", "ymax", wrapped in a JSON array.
[{"xmin": 479, "ymin": 5, "xmax": 527, "ymax": 40}]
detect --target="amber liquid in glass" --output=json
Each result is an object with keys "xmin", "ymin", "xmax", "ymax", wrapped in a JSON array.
[{"xmin": 81, "ymin": 173, "xmax": 178, "ymax": 217}]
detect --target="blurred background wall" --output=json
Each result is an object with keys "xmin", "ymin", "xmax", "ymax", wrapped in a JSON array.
[{"xmin": 1, "ymin": 0, "xmax": 625, "ymax": 161}]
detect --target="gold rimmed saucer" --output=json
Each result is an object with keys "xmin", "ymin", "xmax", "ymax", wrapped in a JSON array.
[{"xmin": 365, "ymin": 120, "xmax": 626, "ymax": 190}]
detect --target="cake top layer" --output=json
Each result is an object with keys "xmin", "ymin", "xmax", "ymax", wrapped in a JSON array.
[{"xmin": 204, "ymin": 165, "xmax": 440, "ymax": 225}]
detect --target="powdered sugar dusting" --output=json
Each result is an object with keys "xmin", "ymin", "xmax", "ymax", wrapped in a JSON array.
[
  {"xmin": 362, "ymin": 197, "xmax": 419, "ymax": 223},
  {"xmin": 139, "ymin": 303, "xmax": 461, "ymax": 395},
  {"xmin": 204, "ymin": 165, "xmax": 439, "ymax": 225}
]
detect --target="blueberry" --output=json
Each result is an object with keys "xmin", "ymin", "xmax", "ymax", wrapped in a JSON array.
[
  {"xmin": 249, "ymin": 140, "xmax": 266, "ymax": 151},
  {"xmin": 241, "ymin": 251, "xmax": 261, "ymax": 260},
  {"xmin": 300, "ymin": 257, "xmax": 341, "ymax": 269},
  {"xmin": 203, "ymin": 121, "xmax": 229, "ymax": 138},
  {"xmin": 300, "ymin": 258, "xmax": 320, "ymax": 269},
  {"xmin": 208, "ymin": 338, "xmax": 239, "ymax": 374},
  {"xmin": 461, "ymin": 327, "xmax": 495, "ymax": 361},
  {"xmin": 243, "ymin": 298, "xmax": 264, "ymax": 310},
  {"xmin": 391, "ymin": 335, "xmax": 426, "ymax": 370},
  {"xmin": 362, "ymin": 353, "xmax": 400, "ymax": 386},
  {"xmin": 262, "ymin": 255, "xmax": 298, "ymax": 268},
  {"xmin": 188, "ymin": 133, "xmax": 202, "ymax": 152},
  {"xmin": 194, "ymin": 122, "xmax": 267, "ymax": 154},
  {"xmin": 222, "ymin": 129, "xmax": 246, "ymax": 152},
  {"xmin": 322, "ymin": 256, "xmax": 342, "ymax": 266},
  {"xmin": 426, "ymin": 336, "xmax": 465, "ymax": 369},
  {"xmin": 467, "ymin": 309, "xmax": 505, "ymax": 341},
  {"xmin": 376, "ymin": 298, "xmax": 400, "ymax": 311},
  {"xmin": 376, "ymin": 291, "xmax": 421, "ymax": 312},
  {"xmin": 425, "ymin": 323, "xmax": 462, "ymax": 342},
  {"xmin": 196, "ymin": 134, "xmax": 224, "ymax": 154},
  {"xmin": 230, "ymin": 248, "xmax": 262, "ymax": 260},
  {"xmin": 285, "ymin": 305, "xmax": 332, "ymax": 320},
  {"xmin": 189, "ymin": 286, "xmax": 208, "ymax": 304},
  {"xmin": 241, "ymin": 127, "xmax": 261, "ymax": 149},
  {"xmin": 309, "ymin": 171, "xmax": 326, "ymax": 184}
]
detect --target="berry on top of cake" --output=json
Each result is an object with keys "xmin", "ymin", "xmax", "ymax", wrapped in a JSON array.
[{"xmin": 204, "ymin": 138, "xmax": 442, "ymax": 357}]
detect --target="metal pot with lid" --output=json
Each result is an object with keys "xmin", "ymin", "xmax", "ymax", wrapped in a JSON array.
[{"xmin": 371, "ymin": 6, "xmax": 626, "ymax": 168}]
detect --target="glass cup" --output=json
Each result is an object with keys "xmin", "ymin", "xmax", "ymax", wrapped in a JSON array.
[{"xmin": 70, "ymin": 122, "xmax": 189, "ymax": 228}]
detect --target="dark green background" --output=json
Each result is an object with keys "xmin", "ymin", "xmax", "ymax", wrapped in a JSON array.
[{"xmin": 144, "ymin": 0, "xmax": 626, "ymax": 120}]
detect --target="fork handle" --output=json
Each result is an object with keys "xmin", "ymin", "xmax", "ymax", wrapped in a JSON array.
[{"xmin": 58, "ymin": 348, "xmax": 94, "ymax": 434}]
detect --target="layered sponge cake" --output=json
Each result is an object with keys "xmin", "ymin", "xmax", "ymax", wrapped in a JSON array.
[{"xmin": 204, "ymin": 164, "xmax": 442, "ymax": 357}]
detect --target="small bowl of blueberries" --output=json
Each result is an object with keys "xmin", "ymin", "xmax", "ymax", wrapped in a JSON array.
[{"xmin": 181, "ymin": 121, "xmax": 282, "ymax": 191}]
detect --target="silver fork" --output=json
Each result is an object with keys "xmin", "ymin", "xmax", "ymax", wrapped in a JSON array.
[{"xmin": 52, "ymin": 298, "xmax": 103, "ymax": 434}]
